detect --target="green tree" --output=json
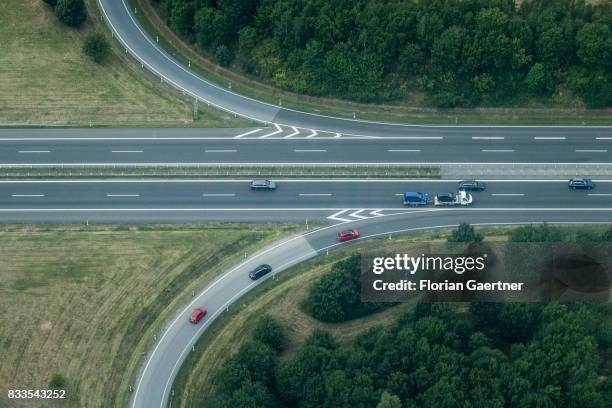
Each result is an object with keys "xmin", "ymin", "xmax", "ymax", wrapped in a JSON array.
[
  {"xmin": 42, "ymin": 0, "xmax": 58, "ymax": 7},
  {"xmin": 170, "ymin": 0, "xmax": 195, "ymax": 40},
  {"xmin": 448, "ymin": 223, "xmax": 483, "ymax": 243},
  {"xmin": 195, "ymin": 6, "xmax": 230, "ymax": 48},
  {"xmin": 576, "ymin": 23, "xmax": 612, "ymax": 70},
  {"xmin": 55, "ymin": 0, "xmax": 86, "ymax": 27},
  {"xmin": 252, "ymin": 315, "xmax": 285, "ymax": 353},
  {"xmin": 215, "ymin": 44, "xmax": 233, "ymax": 67},
  {"xmin": 525, "ymin": 62, "xmax": 554, "ymax": 95},
  {"xmin": 83, "ymin": 33, "xmax": 110, "ymax": 64}
]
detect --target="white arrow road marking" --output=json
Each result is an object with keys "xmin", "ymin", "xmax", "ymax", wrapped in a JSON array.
[
  {"xmin": 234, "ymin": 129, "xmax": 262, "ymax": 138},
  {"xmin": 334, "ymin": 133, "xmax": 342, "ymax": 138},
  {"xmin": 369, "ymin": 209, "xmax": 384, "ymax": 217},
  {"xmin": 284, "ymin": 127, "xmax": 300, "ymax": 138},
  {"xmin": 348, "ymin": 209, "xmax": 368, "ymax": 219},
  {"xmin": 327, "ymin": 209, "xmax": 352, "ymax": 222},
  {"xmin": 305, "ymin": 129, "xmax": 318, "ymax": 138},
  {"xmin": 259, "ymin": 124, "xmax": 282, "ymax": 138}
]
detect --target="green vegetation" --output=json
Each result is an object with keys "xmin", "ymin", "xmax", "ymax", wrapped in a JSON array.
[
  {"xmin": 448, "ymin": 222, "xmax": 484, "ymax": 243},
  {"xmin": 207, "ymin": 302, "xmax": 610, "ymax": 407},
  {"xmin": 83, "ymin": 33, "xmax": 110, "ymax": 64},
  {"xmin": 155, "ymin": 0, "xmax": 612, "ymax": 108},
  {"xmin": 54, "ymin": 0, "xmax": 87, "ymax": 27},
  {"xmin": 0, "ymin": 164, "xmax": 441, "ymax": 180},
  {"xmin": 0, "ymin": 223, "xmax": 297, "ymax": 407},
  {"xmin": 0, "ymin": 0, "xmax": 251, "ymax": 126},
  {"xmin": 305, "ymin": 254, "xmax": 391, "ymax": 322}
]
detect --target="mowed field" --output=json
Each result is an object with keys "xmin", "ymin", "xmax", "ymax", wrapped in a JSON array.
[
  {"xmin": 0, "ymin": 0, "xmax": 251, "ymax": 127},
  {"xmin": 0, "ymin": 223, "xmax": 297, "ymax": 407}
]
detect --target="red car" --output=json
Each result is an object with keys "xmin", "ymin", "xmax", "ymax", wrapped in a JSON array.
[
  {"xmin": 337, "ymin": 229, "xmax": 360, "ymax": 242},
  {"xmin": 189, "ymin": 307, "xmax": 207, "ymax": 324}
]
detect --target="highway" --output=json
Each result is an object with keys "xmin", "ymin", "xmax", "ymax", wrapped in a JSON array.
[
  {"xmin": 1, "ymin": 128, "xmax": 611, "ymax": 165},
  {"xmin": 1, "ymin": 179, "xmax": 612, "ymax": 223},
  {"xmin": 0, "ymin": 2, "xmax": 587, "ymax": 408}
]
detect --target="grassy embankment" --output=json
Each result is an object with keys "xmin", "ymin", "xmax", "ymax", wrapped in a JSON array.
[
  {"xmin": 131, "ymin": 0, "xmax": 612, "ymax": 126},
  {"xmin": 0, "ymin": 223, "xmax": 299, "ymax": 407},
  {"xmin": 0, "ymin": 0, "xmax": 253, "ymax": 128},
  {"xmin": 171, "ymin": 224, "xmax": 612, "ymax": 407}
]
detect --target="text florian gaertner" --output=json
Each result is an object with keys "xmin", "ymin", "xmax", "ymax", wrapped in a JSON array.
[{"xmin": 370, "ymin": 253, "xmax": 524, "ymax": 293}]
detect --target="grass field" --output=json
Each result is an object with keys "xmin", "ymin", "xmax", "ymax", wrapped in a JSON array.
[
  {"xmin": 131, "ymin": 0, "xmax": 612, "ymax": 126},
  {"xmin": 0, "ymin": 223, "xmax": 298, "ymax": 407},
  {"xmin": 0, "ymin": 0, "xmax": 252, "ymax": 127}
]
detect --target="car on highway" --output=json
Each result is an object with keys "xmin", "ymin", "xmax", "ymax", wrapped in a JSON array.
[
  {"xmin": 250, "ymin": 180, "xmax": 277, "ymax": 191},
  {"xmin": 337, "ymin": 229, "xmax": 360, "ymax": 241},
  {"xmin": 249, "ymin": 264, "xmax": 272, "ymax": 280},
  {"xmin": 434, "ymin": 190, "xmax": 473, "ymax": 206},
  {"xmin": 403, "ymin": 192, "xmax": 429, "ymax": 206},
  {"xmin": 568, "ymin": 178, "xmax": 593, "ymax": 190},
  {"xmin": 189, "ymin": 307, "xmax": 207, "ymax": 324},
  {"xmin": 458, "ymin": 180, "xmax": 486, "ymax": 191}
]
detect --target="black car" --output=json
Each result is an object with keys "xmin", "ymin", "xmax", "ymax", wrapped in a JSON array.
[
  {"xmin": 435, "ymin": 193, "xmax": 456, "ymax": 205},
  {"xmin": 568, "ymin": 178, "xmax": 593, "ymax": 190},
  {"xmin": 251, "ymin": 180, "xmax": 277, "ymax": 191},
  {"xmin": 458, "ymin": 180, "xmax": 486, "ymax": 191},
  {"xmin": 249, "ymin": 264, "xmax": 272, "ymax": 280}
]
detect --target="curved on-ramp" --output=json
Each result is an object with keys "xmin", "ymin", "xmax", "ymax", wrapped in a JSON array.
[
  {"xmin": 97, "ymin": 0, "xmax": 610, "ymax": 137},
  {"xmin": 129, "ymin": 208, "xmax": 612, "ymax": 408}
]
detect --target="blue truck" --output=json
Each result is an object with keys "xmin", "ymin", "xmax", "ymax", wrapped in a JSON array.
[{"xmin": 403, "ymin": 192, "xmax": 429, "ymax": 206}]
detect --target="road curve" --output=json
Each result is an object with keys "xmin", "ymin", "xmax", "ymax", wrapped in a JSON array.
[
  {"xmin": 129, "ymin": 209, "xmax": 612, "ymax": 408},
  {"xmin": 97, "ymin": 0, "xmax": 611, "ymax": 136}
]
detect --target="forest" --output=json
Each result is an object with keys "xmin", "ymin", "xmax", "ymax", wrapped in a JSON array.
[{"xmin": 154, "ymin": 0, "xmax": 612, "ymax": 107}]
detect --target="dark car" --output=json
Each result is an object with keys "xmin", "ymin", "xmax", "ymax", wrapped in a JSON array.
[
  {"xmin": 251, "ymin": 180, "xmax": 277, "ymax": 191},
  {"xmin": 435, "ymin": 193, "xmax": 456, "ymax": 205},
  {"xmin": 249, "ymin": 264, "xmax": 272, "ymax": 280},
  {"xmin": 189, "ymin": 307, "xmax": 207, "ymax": 324},
  {"xmin": 337, "ymin": 229, "xmax": 360, "ymax": 242},
  {"xmin": 568, "ymin": 178, "xmax": 593, "ymax": 190},
  {"xmin": 458, "ymin": 180, "xmax": 486, "ymax": 191}
]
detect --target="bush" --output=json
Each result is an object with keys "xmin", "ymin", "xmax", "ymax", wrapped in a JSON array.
[
  {"xmin": 55, "ymin": 0, "xmax": 87, "ymax": 27},
  {"xmin": 252, "ymin": 315, "xmax": 285, "ymax": 353},
  {"xmin": 83, "ymin": 34, "xmax": 110, "ymax": 64},
  {"xmin": 42, "ymin": 0, "xmax": 58, "ymax": 6},
  {"xmin": 215, "ymin": 45, "xmax": 233, "ymax": 67},
  {"xmin": 448, "ymin": 223, "xmax": 483, "ymax": 243},
  {"xmin": 48, "ymin": 373, "xmax": 66, "ymax": 389}
]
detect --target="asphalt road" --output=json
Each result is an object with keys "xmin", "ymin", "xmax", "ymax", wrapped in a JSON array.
[
  {"xmin": 130, "ymin": 209, "xmax": 612, "ymax": 408},
  {"xmin": 1, "ymin": 128, "xmax": 611, "ymax": 165},
  {"xmin": 96, "ymin": 0, "xmax": 612, "ymax": 136},
  {"xmin": 1, "ymin": 180, "xmax": 611, "ymax": 223}
]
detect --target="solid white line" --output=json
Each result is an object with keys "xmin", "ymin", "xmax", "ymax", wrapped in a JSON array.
[
  {"xmin": 18, "ymin": 150, "xmax": 50, "ymax": 153},
  {"xmin": 11, "ymin": 194, "xmax": 45, "ymax": 197},
  {"xmin": 588, "ymin": 194, "xmax": 612, "ymax": 197},
  {"xmin": 284, "ymin": 127, "xmax": 300, "ymax": 138},
  {"xmin": 293, "ymin": 149, "xmax": 327, "ymax": 153},
  {"xmin": 472, "ymin": 137, "xmax": 504, "ymax": 140},
  {"xmin": 6, "ymin": 161, "xmax": 612, "ymax": 166},
  {"xmin": 534, "ymin": 137, "xmax": 566, "ymax": 140},
  {"xmin": 112, "ymin": 150, "xmax": 143, "ymax": 153},
  {"xmin": 234, "ymin": 129, "xmax": 262, "ymax": 138},
  {"xmin": 2, "ymin": 207, "xmax": 612, "ymax": 212},
  {"xmin": 491, "ymin": 193, "xmax": 525, "ymax": 197},
  {"xmin": 576, "ymin": 149, "xmax": 607, "ymax": 153},
  {"xmin": 204, "ymin": 149, "xmax": 237, "ymax": 153},
  {"xmin": 482, "ymin": 149, "xmax": 514, "ymax": 153},
  {"xmin": 2, "ymin": 179, "xmax": 612, "ymax": 184},
  {"xmin": 202, "ymin": 193, "xmax": 236, "ymax": 197},
  {"xmin": 298, "ymin": 193, "xmax": 332, "ymax": 197},
  {"xmin": 388, "ymin": 149, "xmax": 421, "ymax": 152},
  {"xmin": 106, "ymin": 194, "xmax": 140, "ymax": 197},
  {"xmin": 259, "ymin": 124, "xmax": 282, "ymax": 138}
]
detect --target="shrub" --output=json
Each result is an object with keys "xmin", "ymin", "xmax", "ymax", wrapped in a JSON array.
[
  {"xmin": 55, "ymin": 0, "xmax": 87, "ymax": 27},
  {"xmin": 215, "ymin": 45, "xmax": 233, "ymax": 67},
  {"xmin": 83, "ymin": 34, "xmax": 110, "ymax": 64},
  {"xmin": 252, "ymin": 315, "xmax": 285, "ymax": 353},
  {"xmin": 48, "ymin": 373, "xmax": 66, "ymax": 389}
]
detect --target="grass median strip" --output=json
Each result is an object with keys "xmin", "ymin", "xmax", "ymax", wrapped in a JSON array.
[{"xmin": 0, "ymin": 165, "xmax": 441, "ymax": 179}]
